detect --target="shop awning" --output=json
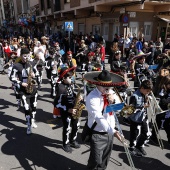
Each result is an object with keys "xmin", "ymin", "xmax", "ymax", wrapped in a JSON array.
[{"xmin": 157, "ymin": 15, "xmax": 170, "ymax": 23}]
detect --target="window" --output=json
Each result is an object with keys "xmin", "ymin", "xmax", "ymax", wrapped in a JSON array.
[
  {"xmin": 78, "ymin": 23, "xmax": 85, "ymax": 35},
  {"xmin": 40, "ymin": 0, "xmax": 44, "ymax": 10},
  {"xmin": 55, "ymin": 0, "xmax": 61, "ymax": 11},
  {"xmin": 47, "ymin": 0, "xmax": 51, "ymax": 8},
  {"xmin": 144, "ymin": 25, "xmax": 151, "ymax": 36},
  {"xmin": 92, "ymin": 25, "xmax": 100, "ymax": 35}
]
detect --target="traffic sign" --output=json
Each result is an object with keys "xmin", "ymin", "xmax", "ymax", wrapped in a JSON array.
[{"xmin": 65, "ymin": 22, "xmax": 73, "ymax": 31}]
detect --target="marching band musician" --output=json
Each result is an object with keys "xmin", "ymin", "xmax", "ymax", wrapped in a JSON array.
[
  {"xmin": 10, "ymin": 48, "xmax": 38, "ymax": 135},
  {"xmin": 110, "ymin": 50, "xmax": 127, "ymax": 75},
  {"xmin": 84, "ymin": 70, "xmax": 124, "ymax": 170},
  {"xmin": 81, "ymin": 52, "xmax": 102, "ymax": 101},
  {"xmin": 128, "ymin": 80, "xmax": 153, "ymax": 157},
  {"xmin": 54, "ymin": 66, "xmax": 82, "ymax": 153},
  {"xmin": 81, "ymin": 52, "xmax": 101, "ymax": 73},
  {"xmin": 150, "ymin": 75, "xmax": 170, "ymax": 145},
  {"xmin": 33, "ymin": 51, "xmax": 45, "ymax": 90},
  {"xmin": 64, "ymin": 51, "xmax": 77, "ymax": 84},
  {"xmin": 50, "ymin": 48, "xmax": 62, "ymax": 98},
  {"xmin": 133, "ymin": 50, "xmax": 152, "ymax": 87}
]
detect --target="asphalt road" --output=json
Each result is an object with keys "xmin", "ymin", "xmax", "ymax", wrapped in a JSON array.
[{"xmin": 0, "ymin": 64, "xmax": 170, "ymax": 170}]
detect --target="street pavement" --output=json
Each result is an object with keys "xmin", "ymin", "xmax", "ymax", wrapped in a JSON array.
[{"xmin": 0, "ymin": 63, "xmax": 170, "ymax": 170}]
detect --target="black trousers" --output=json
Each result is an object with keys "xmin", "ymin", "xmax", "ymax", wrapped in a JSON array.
[
  {"xmin": 36, "ymin": 70, "xmax": 43, "ymax": 85},
  {"xmin": 130, "ymin": 117, "xmax": 151, "ymax": 148},
  {"xmin": 152, "ymin": 112, "xmax": 170, "ymax": 143},
  {"xmin": 87, "ymin": 132, "xmax": 114, "ymax": 170},
  {"xmin": 21, "ymin": 91, "xmax": 38, "ymax": 118},
  {"xmin": 60, "ymin": 110, "xmax": 80, "ymax": 145}
]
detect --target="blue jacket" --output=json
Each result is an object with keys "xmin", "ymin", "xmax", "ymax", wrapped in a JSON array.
[{"xmin": 129, "ymin": 89, "xmax": 147, "ymax": 123}]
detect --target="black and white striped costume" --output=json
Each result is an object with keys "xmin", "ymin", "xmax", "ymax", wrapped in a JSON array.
[
  {"xmin": 10, "ymin": 60, "xmax": 38, "ymax": 134},
  {"xmin": 33, "ymin": 58, "xmax": 45, "ymax": 89},
  {"xmin": 54, "ymin": 83, "xmax": 80, "ymax": 146}
]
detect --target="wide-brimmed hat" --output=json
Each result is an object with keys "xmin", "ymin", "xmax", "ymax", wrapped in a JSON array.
[
  {"xmin": 57, "ymin": 66, "xmax": 76, "ymax": 82},
  {"xmin": 132, "ymin": 50, "xmax": 151, "ymax": 60},
  {"xmin": 84, "ymin": 70, "xmax": 126, "ymax": 87}
]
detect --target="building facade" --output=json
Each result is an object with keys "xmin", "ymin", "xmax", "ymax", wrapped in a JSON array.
[{"xmin": 37, "ymin": 0, "xmax": 170, "ymax": 42}]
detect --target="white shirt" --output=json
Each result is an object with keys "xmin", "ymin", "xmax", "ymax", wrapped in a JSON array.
[
  {"xmin": 34, "ymin": 46, "xmax": 45, "ymax": 62},
  {"xmin": 124, "ymin": 38, "xmax": 131, "ymax": 48},
  {"xmin": 86, "ymin": 88, "xmax": 116, "ymax": 134}
]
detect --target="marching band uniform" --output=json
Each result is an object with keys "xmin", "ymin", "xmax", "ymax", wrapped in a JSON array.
[
  {"xmin": 150, "ymin": 77, "xmax": 170, "ymax": 144},
  {"xmin": 84, "ymin": 70, "xmax": 124, "ymax": 170},
  {"xmin": 133, "ymin": 50, "xmax": 152, "ymax": 87},
  {"xmin": 10, "ymin": 48, "xmax": 38, "ymax": 135},
  {"xmin": 81, "ymin": 52, "xmax": 101, "ymax": 100},
  {"xmin": 54, "ymin": 67, "xmax": 81, "ymax": 153},
  {"xmin": 50, "ymin": 46, "xmax": 63, "ymax": 97},
  {"xmin": 64, "ymin": 51, "xmax": 77, "ymax": 84},
  {"xmin": 33, "ymin": 55, "xmax": 45, "ymax": 90},
  {"xmin": 6, "ymin": 56, "xmax": 21, "ymax": 108},
  {"xmin": 128, "ymin": 80, "xmax": 153, "ymax": 157}
]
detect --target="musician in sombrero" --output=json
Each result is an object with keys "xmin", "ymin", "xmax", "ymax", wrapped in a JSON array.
[
  {"xmin": 84, "ymin": 70, "xmax": 125, "ymax": 170},
  {"xmin": 133, "ymin": 50, "xmax": 152, "ymax": 87},
  {"xmin": 54, "ymin": 66, "xmax": 83, "ymax": 153}
]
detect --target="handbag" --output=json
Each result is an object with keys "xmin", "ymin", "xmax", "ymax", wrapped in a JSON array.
[{"xmin": 81, "ymin": 120, "xmax": 97, "ymax": 143}]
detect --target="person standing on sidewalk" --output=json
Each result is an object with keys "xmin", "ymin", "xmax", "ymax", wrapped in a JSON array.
[
  {"xmin": 100, "ymin": 41, "xmax": 106, "ymax": 70},
  {"xmin": 0, "ymin": 43, "xmax": 6, "ymax": 74}
]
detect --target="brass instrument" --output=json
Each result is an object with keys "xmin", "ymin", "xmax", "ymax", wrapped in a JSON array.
[
  {"xmin": 107, "ymin": 94, "xmax": 135, "ymax": 170},
  {"xmin": 147, "ymin": 92, "xmax": 164, "ymax": 149},
  {"xmin": 72, "ymin": 84, "xmax": 86, "ymax": 119},
  {"xmin": 26, "ymin": 60, "xmax": 36, "ymax": 94},
  {"xmin": 113, "ymin": 87, "xmax": 135, "ymax": 118},
  {"xmin": 120, "ymin": 105, "xmax": 135, "ymax": 118}
]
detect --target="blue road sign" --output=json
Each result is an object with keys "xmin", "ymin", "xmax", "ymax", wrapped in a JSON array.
[{"xmin": 65, "ymin": 22, "xmax": 73, "ymax": 32}]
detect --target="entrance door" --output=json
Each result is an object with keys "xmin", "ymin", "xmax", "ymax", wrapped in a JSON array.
[
  {"xmin": 144, "ymin": 22, "xmax": 152, "ymax": 41},
  {"xmin": 92, "ymin": 25, "xmax": 100, "ymax": 35},
  {"xmin": 103, "ymin": 23, "xmax": 109, "ymax": 41},
  {"xmin": 78, "ymin": 23, "xmax": 85, "ymax": 35}
]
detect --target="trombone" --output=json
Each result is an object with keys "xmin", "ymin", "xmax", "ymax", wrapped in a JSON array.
[
  {"xmin": 147, "ymin": 92, "xmax": 164, "ymax": 149},
  {"xmin": 110, "ymin": 87, "xmax": 135, "ymax": 170}
]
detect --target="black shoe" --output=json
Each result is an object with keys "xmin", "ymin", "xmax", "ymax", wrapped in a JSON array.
[
  {"xmin": 70, "ymin": 141, "xmax": 81, "ymax": 149},
  {"xmin": 137, "ymin": 147, "xmax": 147, "ymax": 156},
  {"xmin": 129, "ymin": 147, "xmax": 143, "ymax": 157},
  {"xmin": 62, "ymin": 144, "xmax": 72, "ymax": 153}
]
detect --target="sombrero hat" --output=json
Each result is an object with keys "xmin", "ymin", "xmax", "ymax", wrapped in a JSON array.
[
  {"xmin": 132, "ymin": 50, "xmax": 151, "ymax": 60},
  {"xmin": 84, "ymin": 70, "xmax": 126, "ymax": 87},
  {"xmin": 57, "ymin": 66, "xmax": 76, "ymax": 82}
]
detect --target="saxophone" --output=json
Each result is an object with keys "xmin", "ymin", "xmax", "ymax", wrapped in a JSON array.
[
  {"xmin": 26, "ymin": 60, "xmax": 36, "ymax": 94},
  {"xmin": 72, "ymin": 84, "xmax": 86, "ymax": 119}
]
